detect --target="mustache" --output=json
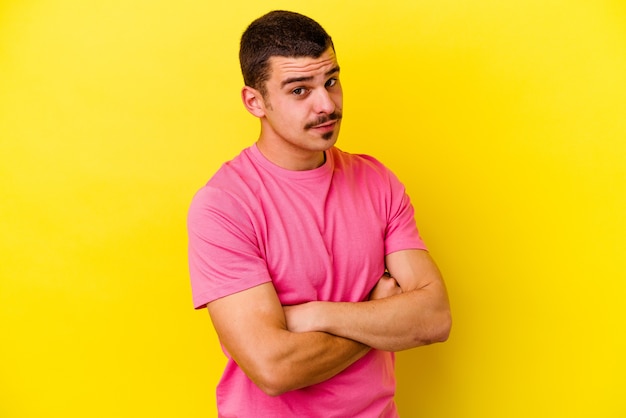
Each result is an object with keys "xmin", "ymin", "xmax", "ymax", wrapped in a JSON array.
[{"xmin": 304, "ymin": 111, "xmax": 343, "ymax": 130}]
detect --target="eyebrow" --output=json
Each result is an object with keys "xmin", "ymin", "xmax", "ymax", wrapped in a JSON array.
[{"xmin": 280, "ymin": 65, "xmax": 341, "ymax": 89}]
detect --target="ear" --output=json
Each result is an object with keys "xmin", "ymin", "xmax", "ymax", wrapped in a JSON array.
[{"xmin": 241, "ymin": 86, "xmax": 266, "ymax": 118}]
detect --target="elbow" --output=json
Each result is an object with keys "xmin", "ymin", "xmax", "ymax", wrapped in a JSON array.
[
  {"xmin": 431, "ymin": 308, "xmax": 452, "ymax": 343},
  {"xmin": 264, "ymin": 388, "xmax": 287, "ymax": 397},
  {"xmin": 256, "ymin": 377, "xmax": 288, "ymax": 397},
  {"xmin": 416, "ymin": 308, "xmax": 452, "ymax": 346},
  {"xmin": 250, "ymin": 364, "xmax": 295, "ymax": 397}
]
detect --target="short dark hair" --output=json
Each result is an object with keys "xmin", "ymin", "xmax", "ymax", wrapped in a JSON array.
[{"xmin": 239, "ymin": 10, "xmax": 334, "ymax": 97}]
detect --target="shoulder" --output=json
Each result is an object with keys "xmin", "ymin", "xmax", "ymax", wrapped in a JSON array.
[
  {"xmin": 329, "ymin": 147, "xmax": 398, "ymax": 183},
  {"xmin": 192, "ymin": 146, "xmax": 264, "ymax": 204},
  {"xmin": 204, "ymin": 147, "xmax": 261, "ymax": 190},
  {"xmin": 330, "ymin": 146, "xmax": 385, "ymax": 168},
  {"xmin": 188, "ymin": 147, "xmax": 261, "ymax": 229}
]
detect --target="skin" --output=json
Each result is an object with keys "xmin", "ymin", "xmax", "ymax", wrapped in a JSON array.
[
  {"xmin": 207, "ymin": 48, "xmax": 451, "ymax": 396},
  {"xmin": 284, "ymin": 249, "xmax": 451, "ymax": 352},
  {"xmin": 241, "ymin": 48, "xmax": 343, "ymax": 170}
]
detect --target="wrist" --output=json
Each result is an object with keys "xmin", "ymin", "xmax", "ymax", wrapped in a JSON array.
[{"xmin": 314, "ymin": 301, "xmax": 345, "ymax": 335}]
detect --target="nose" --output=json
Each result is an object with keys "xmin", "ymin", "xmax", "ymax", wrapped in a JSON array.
[{"xmin": 313, "ymin": 88, "xmax": 336, "ymax": 114}]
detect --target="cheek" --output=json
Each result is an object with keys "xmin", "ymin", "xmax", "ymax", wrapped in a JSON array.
[{"xmin": 332, "ymin": 92, "xmax": 343, "ymax": 109}]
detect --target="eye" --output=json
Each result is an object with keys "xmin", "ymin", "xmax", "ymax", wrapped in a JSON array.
[
  {"xmin": 292, "ymin": 87, "xmax": 308, "ymax": 96},
  {"xmin": 325, "ymin": 78, "xmax": 338, "ymax": 88}
]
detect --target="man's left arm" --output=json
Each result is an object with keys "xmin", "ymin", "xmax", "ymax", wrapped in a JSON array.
[{"xmin": 284, "ymin": 249, "xmax": 451, "ymax": 352}]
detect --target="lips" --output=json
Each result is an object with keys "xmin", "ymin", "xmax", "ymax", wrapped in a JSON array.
[
  {"xmin": 305, "ymin": 112, "xmax": 342, "ymax": 130},
  {"xmin": 313, "ymin": 121, "xmax": 336, "ymax": 129},
  {"xmin": 311, "ymin": 121, "xmax": 338, "ymax": 133}
]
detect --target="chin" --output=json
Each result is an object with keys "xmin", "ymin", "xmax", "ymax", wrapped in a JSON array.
[
  {"xmin": 321, "ymin": 131, "xmax": 335, "ymax": 140},
  {"xmin": 323, "ymin": 126, "xmax": 341, "ymax": 143},
  {"xmin": 320, "ymin": 134, "xmax": 338, "ymax": 149}
]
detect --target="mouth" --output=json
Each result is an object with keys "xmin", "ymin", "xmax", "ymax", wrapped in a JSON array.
[
  {"xmin": 305, "ymin": 112, "xmax": 343, "ymax": 131},
  {"xmin": 312, "ymin": 120, "xmax": 337, "ymax": 130},
  {"xmin": 310, "ymin": 120, "xmax": 339, "ymax": 137}
]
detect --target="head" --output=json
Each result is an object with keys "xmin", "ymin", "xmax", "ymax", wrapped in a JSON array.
[
  {"xmin": 240, "ymin": 11, "xmax": 343, "ymax": 170},
  {"xmin": 239, "ymin": 10, "xmax": 335, "ymax": 98}
]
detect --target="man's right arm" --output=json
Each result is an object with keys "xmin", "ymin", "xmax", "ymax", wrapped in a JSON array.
[{"xmin": 207, "ymin": 281, "xmax": 369, "ymax": 396}]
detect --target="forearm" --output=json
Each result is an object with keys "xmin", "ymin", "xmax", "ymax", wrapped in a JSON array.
[
  {"xmin": 207, "ymin": 282, "xmax": 370, "ymax": 397},
  {"xmin": 253, "ymin": 330, "xmax": 368, "ymax": 395},
  {"xmin": 288, "ymin": 283, "xmax": 451, "ymax": 352},
  {"xmin": 325, "ymin": 288, "xmax": 450, "ymax": 351}
]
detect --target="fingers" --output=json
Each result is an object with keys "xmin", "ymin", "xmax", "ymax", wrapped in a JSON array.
[{"xmin": 369, "ymin": 275, "xmax": 402, "ymax": 300}]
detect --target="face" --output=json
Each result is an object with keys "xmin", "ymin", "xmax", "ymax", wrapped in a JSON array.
[{"xmin": 244, "ymin": 48, "xmax": 343, "ymax": 170}]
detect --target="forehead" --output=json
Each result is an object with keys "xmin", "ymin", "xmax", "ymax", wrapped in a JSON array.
[{"xmin": 267, "ymin": 48, "xmax": 339, "ymax": 84}]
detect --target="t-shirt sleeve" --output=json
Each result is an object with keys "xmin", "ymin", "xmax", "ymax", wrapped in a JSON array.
[
  {"xmin": 187, "ymin": 186, "xmax": 272, "ymax": 309},
  {"xmin": 383, "ymin": 168, "xmax": 428, "ymax": 255}
]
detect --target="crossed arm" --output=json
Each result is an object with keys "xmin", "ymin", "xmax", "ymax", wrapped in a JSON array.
[{"xmin": 206, "ymin": 249, "xmax": 451, "ymax": 396}]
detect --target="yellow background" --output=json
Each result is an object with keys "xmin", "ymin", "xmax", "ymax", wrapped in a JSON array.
[{"xmin": 1, "ymin": 0, "xmax": 624, "ymax": 416}]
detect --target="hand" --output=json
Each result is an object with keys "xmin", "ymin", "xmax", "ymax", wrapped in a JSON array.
[
  {"xmin": 368, "ymin": 272, "xmax": 402, "ymax": 300},
  {"xmin": 284, "ymin": 273, "xmax": 403, "ymax": 333}
]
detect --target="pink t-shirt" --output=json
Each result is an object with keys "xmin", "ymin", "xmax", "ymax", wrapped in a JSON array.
[{"xmin": 188, "ymin": 144, "xmax": 426, "ymax": 417}]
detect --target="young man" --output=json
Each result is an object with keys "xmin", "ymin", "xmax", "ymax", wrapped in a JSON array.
[{"xmin": 188, "ymin": 10, "xmax": 451, "ymax": 417}]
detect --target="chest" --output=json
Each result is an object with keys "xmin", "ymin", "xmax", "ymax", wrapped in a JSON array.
[{"xmin": 252, "ymin": 175, "xmax": 388, "ymax": 304}]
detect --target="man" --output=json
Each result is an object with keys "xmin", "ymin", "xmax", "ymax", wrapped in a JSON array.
[{"xmin": 188, "ymin": 10, "xmax": 451, "ymax": 417}]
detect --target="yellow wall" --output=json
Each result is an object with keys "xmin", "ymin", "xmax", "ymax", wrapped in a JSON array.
[{"xmin": 1, "ymin": 1, "xmax": 624, "ymax": 416}]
